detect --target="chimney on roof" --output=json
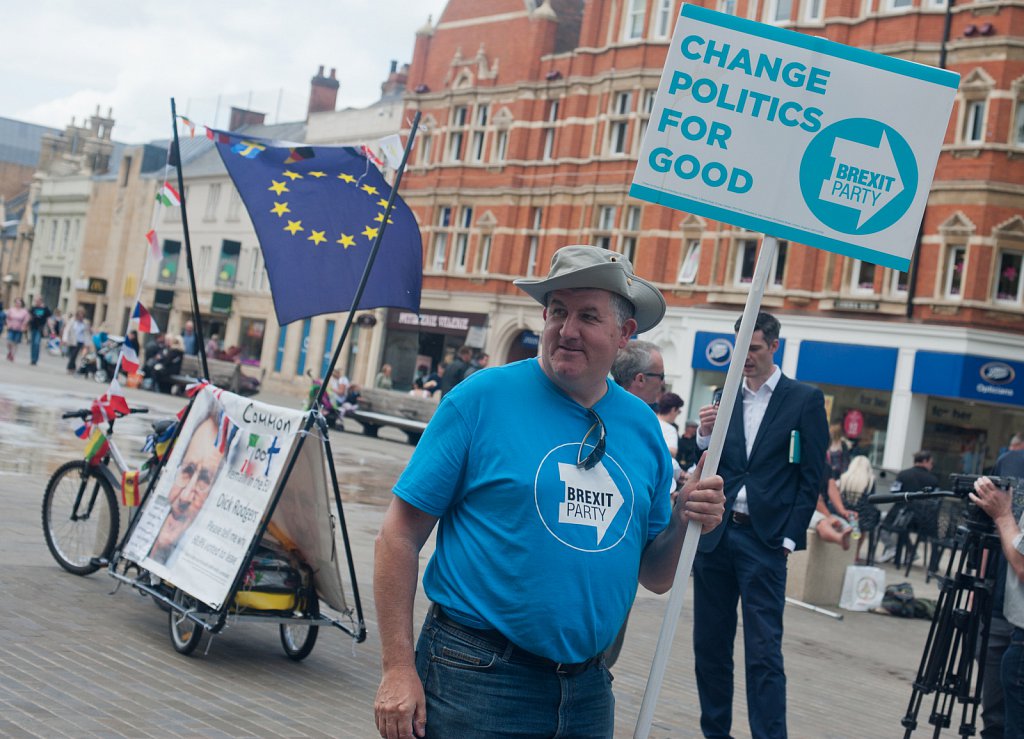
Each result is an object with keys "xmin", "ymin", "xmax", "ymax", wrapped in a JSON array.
[
  {"xmin": 308, "ymin": 64, "xmax": 340, "ymax": 117},
  {"xmin": 228, "ymin": 106, "xmax": 266, "ymax": 131},
  {"xmin": 380, "ymin": 61, "xmax": 409, "ymax": 100}
]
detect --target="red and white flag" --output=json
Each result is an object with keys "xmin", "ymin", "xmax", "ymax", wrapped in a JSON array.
[
  {"xmin": 120, "ymin": 343, "xmax": 140, "ymax": 374},
  {"xmin": 361, "ymin": 144, "xmax": 384, "ymax": 169},
  {"xmin": 145, "ymin": 229, "xmax": 160, "ymax": 260},
  {"xmin": 132, "ymin": 301, "xmax": 159, "ymax": 333}
]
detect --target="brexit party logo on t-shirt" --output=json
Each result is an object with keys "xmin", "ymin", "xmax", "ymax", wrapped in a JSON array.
[{"xmin": 533, "ymin": 445, "xmax": 635, "ymax": 552}]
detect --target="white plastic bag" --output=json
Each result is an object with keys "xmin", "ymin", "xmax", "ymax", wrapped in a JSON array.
[{"xmin": 839, "ymin": 565, "xmax": 886, "ymax": 611}]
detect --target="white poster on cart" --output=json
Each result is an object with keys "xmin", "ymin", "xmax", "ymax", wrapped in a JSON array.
[{"xmin": 124, "ymin": 385, "xmax": 307, "ymax": 609}]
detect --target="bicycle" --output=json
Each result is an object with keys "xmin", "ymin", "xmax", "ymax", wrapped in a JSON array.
[{"xmin": 42, "ymin": 404, "xmax": 176, "ymax": 575}]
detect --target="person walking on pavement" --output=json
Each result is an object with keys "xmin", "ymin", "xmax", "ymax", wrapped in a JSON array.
[
  {"xmin": 5, "ymin": 298, "xmax": 30, "ymax": 362},
  {"xmin": 692, "ymin": 310, "xmax": 828, "ymax": 739},
  {"xmin": 373, "ymin": 245, "xmax": 724, "ymax": 739},
  {"xmin": 27, "ymin": 296, "xmax": 52, "ymax": 366},
  {"xmin": 64, "ymin": 308, "xmax": 90, "ymax": 375}
]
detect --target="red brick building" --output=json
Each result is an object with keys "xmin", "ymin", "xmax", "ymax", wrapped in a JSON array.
[{"xmin": 383, "ymin": 0, "xmax": 1023, "ymax": 474}]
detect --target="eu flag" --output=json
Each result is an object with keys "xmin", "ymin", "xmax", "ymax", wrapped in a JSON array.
[{"xmin": 212, "ymin": 130, "xmax": 422, "ymax": 325}]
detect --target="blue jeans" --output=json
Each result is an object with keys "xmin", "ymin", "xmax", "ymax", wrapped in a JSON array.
[
  {"xmin": 415, "ymin": 609, "xmax": 614, "ymax": 738},
  {"xmin": 29, "ymin": 329, "xmax": 43, "ymax": 365},
  {"xmin": 1002, "ymin": 627, "xmax": 1024, "ymax": 738}
]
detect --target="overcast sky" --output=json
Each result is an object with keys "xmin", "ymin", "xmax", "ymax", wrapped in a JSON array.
[{"xmin": 3, "ymin": 0, "xmax": 450, "ymax": 144}]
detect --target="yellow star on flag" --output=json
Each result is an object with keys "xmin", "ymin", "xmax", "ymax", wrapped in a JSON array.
[
  {"xmin": 373, "ymin": 213, "xmax": 395, "ymax": 224},
  {"xmin": 270, "ymin": 202, "xmax": 290, "ymax": 217},
  {"xmin": 283, "ymin": 170, "xmax": 303, "ymax": 181},
  {"xmin": 308, "ymin": 230, "xmax": 327, "ymax": 245},
  {"xmin": 337, "ymin": 233, "xmax": 356, "ymax": 249},
  {"xmin": 360, "ymin": 184, "xmax": 379, "ymax": 196},
  {"xmin": 338, "ymin": 173, "xmax": 356, "ymax": 183},
  {"xmin": 309, "ymin": 171, "xmax": 327, "ymax": 178},
  {"xmin": 361, "ymin": 225, "xmax": 379, "ymax": 241},
  {"xmin": 284, "ymin": 220, "xmax": 304, "ymax": 235},
  {"xmin": 377, "ymin": 198, "xmax": 389, "ymax": 208},
  {"xmin": 268, "ymin": 180, "xmax": 289, "ymax": 195}
]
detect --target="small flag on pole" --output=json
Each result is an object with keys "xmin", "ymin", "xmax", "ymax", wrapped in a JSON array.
[
  {"xmin": 378, "ymin": 134, "xmax": 404, "ymax": 169},
  {"xmin": 178, "ymin": 115, "xmax": 196, "ymax": 138},
  {"xmin": 74, "ymin": 423, "xmax": 91, "ymax": 439},
  {"xmin": 120, "ymin": 340, "xmax": 140, "ymax": 375},
  {"xmin": 133, "ymin": 302, "xmax": 159, "ymax": 333},
  {"xmin": 145, "ymin": 229, "xmax": 160, "ymax": 260},
  {"xmin": 155, "ymin": 182, "xmax": 181, "ymax": 207},
  {"xmin": 361, "ymin": 144, "xmax": 384, "ymax": 169},
  {"xmin": 121, "ymin": 470, "xmax": 141, "ymax": 507},
  {"xmin": 84, "ymin": 428, "xmax": 109, "ymax": 466}
]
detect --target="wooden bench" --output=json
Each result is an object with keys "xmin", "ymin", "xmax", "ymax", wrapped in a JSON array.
[
  {"xmin": 350, "ymin": 388, "xmax": 438, "ymax": 445},
  {"xmin": 169, "ymin": 354, "xmax": 243, "ymax": 394}
]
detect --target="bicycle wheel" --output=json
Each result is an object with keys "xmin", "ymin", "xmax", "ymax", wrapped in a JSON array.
[
  {"xmin": 280, "ymin": 590, "xmax": 319, "ymax": 661},
  {"xmin": 42, "ymin": 460, "xmax": 119, "ymax": 575},
  {"xmin": 169, "ymin": 589, "xmax": 204, "ymax": 655}
]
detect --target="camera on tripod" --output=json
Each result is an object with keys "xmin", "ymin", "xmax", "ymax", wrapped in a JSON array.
[{"xmin": 947, "ymin": 473, "xmax": 1012, "ymax": 498}]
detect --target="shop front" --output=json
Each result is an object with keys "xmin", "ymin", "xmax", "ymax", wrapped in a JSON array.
[
  {"xmin": 796, "ymin": 341, "xmax": 898, "ymax": 467},
  {"xmin": 912, "ymin": 352, "xmax": 1024, "ymax": 475},
  {"xmin": 382, "ymin": 307, "xmax": 488, "ymax": 389}
]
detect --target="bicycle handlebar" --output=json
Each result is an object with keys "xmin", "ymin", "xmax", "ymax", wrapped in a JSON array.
[{"xmin": 62, "ymin": 406, "xmax": 149, "ymax": 420}]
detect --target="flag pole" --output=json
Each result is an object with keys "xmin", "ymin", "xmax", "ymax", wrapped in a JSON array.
[
  {"xmin": 312, "ymin": 111, "xmax": 422, "ymax": 408},
  {"xmin": 170, "ymin": 97, "xmax": 210, "ymax": 381},
  {"xmin": 634, "ymin": 235, "xmax": 779, "ymax": 739}
]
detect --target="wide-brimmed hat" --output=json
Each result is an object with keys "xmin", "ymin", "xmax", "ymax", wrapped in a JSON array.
[{"xmin": 514, "ymin": 245, "xmax": 666, "ymax": 333}]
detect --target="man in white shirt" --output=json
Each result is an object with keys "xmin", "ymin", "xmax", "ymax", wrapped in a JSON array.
[{"xmin": 691, "ymin": 311, "xmax": 828, "ymax": 739}]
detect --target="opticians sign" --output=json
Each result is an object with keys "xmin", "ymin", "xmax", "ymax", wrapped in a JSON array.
[{"xmin": 631, "ymin": 4, "xmax": 959, "ymax": 271}]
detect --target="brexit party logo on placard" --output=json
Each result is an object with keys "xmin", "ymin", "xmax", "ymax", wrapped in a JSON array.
[
  {"xmin": 630, "ymin": 4, "xmax": 958, "ymax": 272},
  {"xmin": 799, "ymin": 119, "xmax": 918, "ymax": 235},
  {"xmin": 534, "ymin": 445, "xmax": 635, "ymax": 552}
]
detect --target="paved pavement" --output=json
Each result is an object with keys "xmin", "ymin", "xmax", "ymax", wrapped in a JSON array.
[{"xmin": 0, "ymin": 350, "xmax": 967, "ymax": 738}]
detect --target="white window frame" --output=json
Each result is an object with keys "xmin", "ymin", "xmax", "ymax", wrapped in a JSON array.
[
  {"xmin": 1013, "ymin": 99, "xmax": 1024, "ymax": 147},
  {"xmin": 608, "ymin": 92, "xmax": 633, "ymax": 155},
  {"xmin": 770, "ymin": 240, "xmax": 788, "ymax": 289},
  {"xmin": 204, "ymin": 183, "xmax": 221, "ymax": 221},
  {"xmin": 452, "ymin": 207, "xmax": 473, "ymax": 274},
  {"xmin": 718, "ymin": 0, "xmax": 737, "ymax": 14},
  {"xmin": 994, "ymin": 249, "xmax": 1024, "ymax": 304},
  {"xmin": 652, "ymin": 0, "xmax": 674, "ymax": 38},
  {"xmin": 964, "ymin": 99, "xmax": 986, "ymax": 143},
  {"xmin": 944, "ymin": 245, "xmax": 967, "ymax": 298},
  {"xmin": 543, "ymin": 100, "xmax": 559, "ymax": 161},
  {"xmin": 226, "ymin": 189, "xmax": 242, "ymax": 221},
  {"xmin": 477, "ymin": 233, "xmax": 493, "ymax": 274},
  {"xmin": 769, "ymin": 0, "xmax": 793, "ymax": 23},
  {"xmin": 804, "ymin": 0, "xmax": 824, "ymax": 22},
  {"xmin": 734, "ymin": 239, "xmax": 758, "ymax": 285},
  {"xmin": 494, "ymin": 129, "xmax": 509, "ymax": 162},
  {"xmin": 431, "ymin": 207, "xmax": 452, "ymax": 272},
  {"xmin": 850, "ymin": 259, "xmax": 878, "ymax": 294},
  {"xmin": 678, "ymin": 239, "xmax": 701, "ymax": 284},
  {"xmin": 624, "ymin": 0, "xmax": 646, "ymax": 40},
  {"xmin": 885, "ymin": 0, "xmax": 913, "ymax": 10},
  {"xmin": 471, "ymin": 105, "xmax": 488, "ymax": 162},
  {"xmin": 889, "ymin": 267, "xmax": 909, "ymax": 296}
]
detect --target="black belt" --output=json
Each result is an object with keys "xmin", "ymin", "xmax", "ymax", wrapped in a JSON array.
[
  {"xmin": 731, "ymin": 511, "xmax": 752, "ymax": 525},
  {"xmin": 429, "ymin": 604, "xmax": 601, "ymax": 676}
]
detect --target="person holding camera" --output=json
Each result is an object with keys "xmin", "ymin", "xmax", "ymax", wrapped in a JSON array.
[{"xmin": 971, "ymin": 475, "xmax": 1024, "ymax": 737}]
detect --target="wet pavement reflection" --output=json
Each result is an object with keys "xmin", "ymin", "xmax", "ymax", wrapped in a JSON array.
[{"xmin": 0, "ymin": 371, "xmax": 408, "ymax": 507}]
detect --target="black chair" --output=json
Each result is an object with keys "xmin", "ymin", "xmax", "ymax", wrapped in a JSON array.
[{"xmin": 878, "ymin": 503, "xmax": 916, "ymax": 569}]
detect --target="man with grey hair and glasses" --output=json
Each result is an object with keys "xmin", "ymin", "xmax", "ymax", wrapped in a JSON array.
[
  {"xmin": 374, "ymin": 245, "xmax": 724, "ymax": 739},
  {"xmin": 612, "ymin": 339, "xmax": 666, "ymax": 408}
]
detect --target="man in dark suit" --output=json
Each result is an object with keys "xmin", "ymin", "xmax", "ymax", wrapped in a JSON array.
[{"xmin": 692, "ymin": 311, "xmax": 828, "ymax": 739}]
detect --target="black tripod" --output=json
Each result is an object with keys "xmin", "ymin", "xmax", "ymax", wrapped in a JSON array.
[{"xmin": 870, "ymin": 488, "xmax": 1000, "ymax": 737}]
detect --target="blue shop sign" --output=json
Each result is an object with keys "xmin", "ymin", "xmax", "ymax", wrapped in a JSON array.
[
  {"xmin": 692, "ymin": 331, "xmax": 785, "ymax": 371},
  {"xmin": 797, "ymin": 341, "xmax": 898, "ymax": 391},
  {"xmin": 913, "ymin": 351, "xmax": 1024, "ymax": 407}
]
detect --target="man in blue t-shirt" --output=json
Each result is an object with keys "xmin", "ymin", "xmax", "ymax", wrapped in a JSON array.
[{"xmin": 373, "ymin": 245, "xmax": 725, "ymax": 739}]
